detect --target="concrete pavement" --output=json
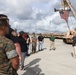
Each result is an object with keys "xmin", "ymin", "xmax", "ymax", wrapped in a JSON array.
[{"xmin": 17, "ymin": 38, "xmax": 76, "ymax": 75}]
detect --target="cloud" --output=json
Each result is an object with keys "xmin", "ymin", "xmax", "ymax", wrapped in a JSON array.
[
  {"xmin": 0, "ymin": 0, "xmax": 76, "ymax": 33},
  {"xmin": 52, "ymin": 12, "xmax": 65, "ymax": 25}
]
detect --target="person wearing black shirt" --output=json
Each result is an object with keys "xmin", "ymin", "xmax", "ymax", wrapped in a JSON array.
[
  {"xmin": 38, "ymin": 33, "xmax": 44, "ymax": 51},
  {"xmin": 18, "ymin": 32, "xmax": 27, "ymax": 70},
  {"xmin": 23, "ymin": 33, "xmax": 30, "ymax": 56}
]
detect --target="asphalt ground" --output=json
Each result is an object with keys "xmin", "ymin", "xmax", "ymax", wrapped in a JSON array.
[{"xmin": 17, "ymin": 38, "xmax": 76, "ymax": 75}]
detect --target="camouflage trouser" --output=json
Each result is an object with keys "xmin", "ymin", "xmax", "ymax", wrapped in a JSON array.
[
  {"xmin": 32, "ymin": 42, "xmax": 37, "ymax": 53},
  {"xmin": 0, "ymin": 73, "xmax": 18, "ymax": 75},
  {"xmin": 0, "ymin": 70, "xmax": 18, "ymax": 75},
  {"xmin": 13, "ymin": 70, "xmax": 18, "ymax": 75}
]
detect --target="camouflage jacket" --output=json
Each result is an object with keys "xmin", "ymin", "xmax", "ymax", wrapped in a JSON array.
[{"xmin": 0, "ymin": 35, "xmax": 18, "ymax": 75}]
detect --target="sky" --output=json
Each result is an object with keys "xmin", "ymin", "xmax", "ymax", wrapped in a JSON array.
[{"xmin": 0, "ymin": 0, "xmax": 76, "ymax": 33}]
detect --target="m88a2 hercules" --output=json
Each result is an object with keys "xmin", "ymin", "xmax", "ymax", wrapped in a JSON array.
[{"xmin": 63, "ymin": 28, "xmax": 76, "ymax": 44}]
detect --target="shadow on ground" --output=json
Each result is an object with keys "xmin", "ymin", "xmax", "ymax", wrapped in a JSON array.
[
  {"xmin": 36, "ymin": 48, "xmax": 47, "ymax": 53},
  {"xmin": 23, "ymin": 58, "xmax": 45, "ymax": 75}
]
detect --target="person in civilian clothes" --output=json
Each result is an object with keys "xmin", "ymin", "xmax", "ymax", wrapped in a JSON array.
[
  {"xmin": 18, "ymin": 32, "xmax": 27, "ymax": 70},
  {"xmin": 38, "ymin": 33, "xmax": 44, "ymax": 51},
  {"xmin": 23, "ymin": 33, "xmax": 30, "ymax": 56},
  {"xmin": 49, "ymin": 33, "xmax": 56, "ymax": 50}
]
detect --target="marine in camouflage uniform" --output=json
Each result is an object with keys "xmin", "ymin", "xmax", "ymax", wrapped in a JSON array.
[
  {"xmin": 0, "ymin": 19, "xmax": 18, "ymax": 75},
  {"xmin": 32, "ymin": 33, "xmax": 37, "ymax": 53},
  {"xmin": 0, "ymin": 36, "xmax": 18, "ymax": 75}
]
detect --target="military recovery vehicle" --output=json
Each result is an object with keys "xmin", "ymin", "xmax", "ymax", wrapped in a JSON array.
[
  {"xmin": 55, "ymin": 0, "xmax": 76, "ymax": 44},
  {"xmin": 63, "ymin": 31, "xmax": 73, "ymax": 44}
]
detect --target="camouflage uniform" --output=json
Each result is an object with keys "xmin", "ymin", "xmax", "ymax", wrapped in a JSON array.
[
  {"xmin": 32, "ymin": 35, "xmax": 37, "ymax": 53},
  {"xmin": 0, "ymin": 35, "xmax": 18, "ymax": 75}
]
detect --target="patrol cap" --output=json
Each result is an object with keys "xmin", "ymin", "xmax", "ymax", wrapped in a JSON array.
[
  {"xmin": 0, "ymin": 19, "xmax": 9, "ymax": 27},
  {"xmin": 0, "ymin": 14, "xmax": 9, "ymax": 20}
]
